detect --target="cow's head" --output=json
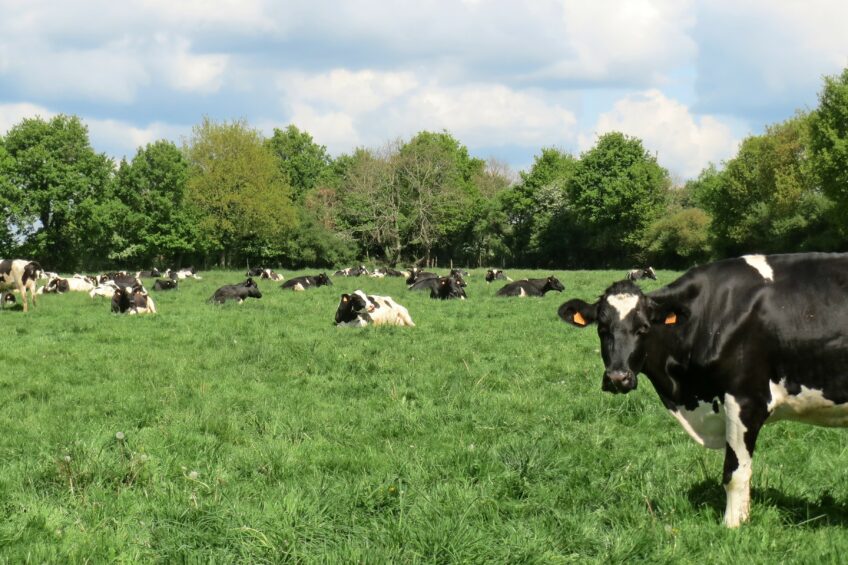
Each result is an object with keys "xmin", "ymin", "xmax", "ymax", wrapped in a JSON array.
[
  {"xmin": 3, "ymin": 292, "xmax": 15, "ymax": 304},
  {"xmin": 644, "ymin": 267, "xmax": 657, "ymax": 280},
  {"xmin": 485, "ymin": 270, "xmax": 495, "ymax": 282},
  {"xmin": 545, "ymin": 276, "xmax": 565, "ymax": 293},
  {"xmin": 316, "ymin": 273, "xmax": 332, "ymax": 287},
  {"xmin": 241, "ymin": 277, "xmax": 258, "ymax": 288},
  {"xmin": 559, "ymin": 280, "xmax": 685, "ymax": 394},
  {"xmin": 437, "ymin": 276, "xmax": 466, "ymax": 300},
  {"xmin": 335, "ymin": 290, "xmax": 373, "ymax": 324}
]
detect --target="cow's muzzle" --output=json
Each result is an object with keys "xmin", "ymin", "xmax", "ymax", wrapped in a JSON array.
[{"xmin": 602, "ymin": 370, "xmax": 637, "ymax": 394}]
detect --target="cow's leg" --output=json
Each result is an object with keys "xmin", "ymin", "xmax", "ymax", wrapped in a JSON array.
[
  {"xmin": 17, "ymin": 280, "xmax": 28, "ymax": 313},
  {"xmin": 722, "ymin": 394, "xmax": 766, "ymax": 527},
  {"xmin": 27, "ymin": 281, "xmax": 36, "ymax": 309}
]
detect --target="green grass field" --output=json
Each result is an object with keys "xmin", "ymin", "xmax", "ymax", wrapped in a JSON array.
[{"xmin": 2, "ymin": 269, "xmax": 848, "ymax": 563}]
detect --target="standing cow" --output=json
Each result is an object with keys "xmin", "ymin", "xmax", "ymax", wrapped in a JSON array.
[
  {"xmin": 0, "ymin": 259, "xmax": 42, "ymax": 312},
  {"xmin": 559, "ymin": 253, "xmax": 848, "ymax": 527}
]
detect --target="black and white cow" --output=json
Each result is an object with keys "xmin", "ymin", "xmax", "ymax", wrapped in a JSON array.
[
  {"xmin": 0, "ymin": 259, "xmax": 42, "ymax": 312},
  {"xmin": 409, "ymin": 276, "xmax": 467, "ymax": 300},
  {"xmin": 153, "ymin": 279, "xmax": 178, "ymax": 291},
  {"xmin": 136, "ymin": 269, "xmax": 161, "ymax": 278},
  {"xmin": 209, "ymin": 278, "xmax": 262, "ymax": 304},
  {"xmin": 405, "ymin": 268, "xmax": 438, "ymax": 285},
  {"xmin": 111, "ymin": 285, "xmax": 156, "ymax": 314},
  {"xmin": 44, "ymin": 276, "xmax": 95, "ymax": 293},
  {"xmin": 246, "ymin": 267, "xmax": 265, "ymax": 277},
  {"xmin": 558, "ymin": 253, "xmax": 848, "ymax": 527},
  {"xmin": 281, "ymin": 273, "xmax": 333, "ymax": 291},
  {"xmin": 485, "ymin": 269, "xmax": 512, "ymax": 283},
  {"xmin": 626, "ymin": 266, "xmax": 657, "ymax": 281},
  {"xmin": 381, "ymin": 267, "xmax": 408, "ymax": 278},
  {"xmin": 334, "ymin": 290, "xmax": 415, "ymax": 327},
  {"xmin": 496, "ymin": 276, "xmax": 564, "ymax": 297},
  {"xmin": 90, "ymin": 280, "xmax": 119, "ymax": 298},
  {"xmin": 166, "ymin": 267, "xmax": 201, "ymax": 280}
]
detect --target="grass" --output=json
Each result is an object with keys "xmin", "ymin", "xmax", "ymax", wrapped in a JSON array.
[{"xmin": 2, "ymin": 269, "xmax": 848, "ymax": 563}]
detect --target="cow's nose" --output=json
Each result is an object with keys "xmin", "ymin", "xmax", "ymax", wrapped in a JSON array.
[{"xmin": 603, "ymin": 370, "xmax": 636, "ymax": 393}]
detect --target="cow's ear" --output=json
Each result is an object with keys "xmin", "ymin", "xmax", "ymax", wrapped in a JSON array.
[
  {"xmin": 341, "ymin": 293, "xmax": 350, "ymax": 302},
  {"xmin": 648, "ymin": 299, "xmax": 687, "ymax": 326},
  {"xmin": 558, "ymin": 299, "xmax": 598, "ymax": 327}
]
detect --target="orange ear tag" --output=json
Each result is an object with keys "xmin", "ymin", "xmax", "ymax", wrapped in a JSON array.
[
  {"xmin": 342, "ymin": 296, "xmax": 348, "ymax": 302},
  {"xmin": 664, "ymin": 312, "xmax": 677, "ymax": 325},
  {"xmin": 573, "ymin": 311, "xmax": 587, "ymax": 326}
]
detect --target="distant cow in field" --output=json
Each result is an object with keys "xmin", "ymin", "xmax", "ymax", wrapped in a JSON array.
[
  {"xmin": 209, "ymin": 278, "xmax": 262, "ymax": 304},
  {"xmin": 0, "ymin": 259, "xmax": 42, "ymax": 312},
  {"xmin": 485, "ymin": 269, "xmax": 512, "ymax": 283},
  {"xmin": 90, "ymin": 281, "xmax": 119, "ymax": 298},
  {"xmin": 1, "ymin": 292, "xmax": 15, "ymax": 308},
  {"xmin": 247, "ymin": 267, "xmax": 265, "ymax": 277},
  {"xmin": 335, "ymin": 290, "xmax": 415, "ymax": 327},
  {"xmin": 45, "ymin": 276, "xmax": 95, "ymax": 293},
  {"xmin": 281, "ymin": 273, "xmax": 332, "ymax": 291},
  {"xmin": 410, "ymin": 276, "xmax": 467, "ymax": 300},
  {"xmin": 381, "ymin": 267, "xmax": 408, "ymax": 278},
  {"xmin": 136, "ymin": 269, "xmax": 161, "ymax": 278},
  {"xmin": 406, "ymin": 268, "xmax": 438, "ymax": 285},
  {"xmin": 167, "ymin": 267, "xmax": 201, "ymax": 280},
  {"xmin": 111, "ymin": 285, "xmax": 156, "ymax": 314},
  {"xmin": 153, "ymin": 279, "xmax": 178, "ymax": 291},
  {"xmin": 626, "ymin": 267, "xmax": 656, "ymax": 281},
  {"xmin": 496, "ymin": 276, "xmax": 564, "ymax": 297}
]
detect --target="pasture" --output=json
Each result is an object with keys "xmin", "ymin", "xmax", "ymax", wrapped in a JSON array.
[{"xmin": 2, "ymin": 269, "xmax": 848, "ymax": 563}]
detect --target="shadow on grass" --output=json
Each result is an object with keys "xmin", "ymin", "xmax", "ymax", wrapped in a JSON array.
[{"xmin": 688, "ymin": 480, "xmax": 848, "ymax": 527}]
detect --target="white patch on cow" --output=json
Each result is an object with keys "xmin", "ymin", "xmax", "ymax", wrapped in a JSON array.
[
  {"xmin": 293, "ymin": 283, "xmax": 305, "ymax": 292},
  {"xmin": 724, "ymin": 394, "xmax": 752, "ymax": 528},
  {"xmin": 667, "ymin": 400, "xmax": 725, "ymax": 449},
  {"xmin": 767, "ymin": 379, "xmax": 848, "ymax": 426},
  {"xmin": 742, "ymin": 254, "xmax": 773, "ymax": 282},
  {"xmin": 518, "ymin": 287, "xmax": 527, "ymax": 298},
  {"xmin": 606, "ymin": 293, "xmax": 639, "ymax": 320}
]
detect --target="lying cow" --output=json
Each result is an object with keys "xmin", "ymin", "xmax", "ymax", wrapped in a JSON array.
[
  {"xmin": 111, "ymin": 285, "xmax": 156, "ymax": 314},
  {"xmin": 381, "ymin": 267, "xmax": 408, "ymax": 278},
  {"xmin": 259, "ymin": 268, "xmax": 284, "ymax": 281},
  {"xmin": 209, "ymin": 278, "xmax": 262, "ymax": 304},
  {"xmin": 496, "ymin": 276, "xmax": 564, "ymax": 297},
  {"xmin": 409, "ymin": 276, "xmax": 467, "ymax": 300},
  {"xmin": 153, "ymin": 279, "xmax": 178, "ymax": 291},
  {"xmin": 334, "ymin": 265, "xmax": 369, "ymax": 277},
  {"xmin": 1, "ymin": 292, "xmax": 15, "ymax": 308},
  {"xmin": 335, "ymin": 290, "xmax": 415, "ymax": 327},
  {"xmin": 0, "ymin": 259, "xmax": 42, "ymax": 312},
  {"xmin": 558, "ymin": 253, "xmax": 848, "ymax": 527},
  {"xmin": 136, "ymin": 269, "xmax": 161, "ymax": 278},
  {"xmin": 166, "ymin": 267, "xmax": 202, "ymax": 280},
  {"xmin": 44, "ymin": 276, "xmax": 95, "ymax": 293},
  {"xmin": 626, "ymin": 266, "xmax": 657, "ymax": 281},
  {"xmin": 281, "ymin": 273, "xmax": 332, "ymax": 291},
  {"xmin": 406, "ymin": 268, "xmax": 438, "ymax": 285},
  {"xmin": 485, "ymin": 269, "xmax": 512, "ymax": 283},
  {"xmin": 90, "ymin": 280, "xmax": 119, "ymax": 298}
]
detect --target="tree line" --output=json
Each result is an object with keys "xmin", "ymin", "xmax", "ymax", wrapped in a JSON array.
[{"xmin": 1, "ymin": 69, "xmax": 846, "ymax": 272}]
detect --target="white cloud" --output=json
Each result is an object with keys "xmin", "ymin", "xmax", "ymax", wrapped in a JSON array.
[
  {"xmin": 580, "ymin": 90, "xmax": 739, "ymax": 179},
  {"xmin": 0, "ymin": 102, "xmax": 54, "ymax": 134}
]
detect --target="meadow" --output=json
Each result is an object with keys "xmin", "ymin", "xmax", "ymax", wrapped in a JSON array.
[{"xmin": 2, "ymin": 269, "xmax": 848, "ymax": 563}]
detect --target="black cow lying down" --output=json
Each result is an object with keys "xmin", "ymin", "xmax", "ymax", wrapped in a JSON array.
[
  {"xmin": 281, "ymin": 273, "xmax": 332, "ymax": 291},
  {"xmin": 2, "ymin": 292, "xmax": 15, "ymax": 308},
  {"xmin": 209, "ymin": 278, "xmax": 262, "ymax": 304},
  {"xmin": 559, "ymin": 253, "xmax": 848, "ymax": 527},
  {"xmin": 496, "ymin": 276, "xmax": 563, "ymax": 297},
  {"xmin": 153, "ymin": 279, "xmax": 178, "ymax": 291},
  {"xmin": 409, "ymin": 276, "xmax": 467, "ymax": 299}
]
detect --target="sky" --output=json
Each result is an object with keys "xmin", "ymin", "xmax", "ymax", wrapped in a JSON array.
[{"xmin": 0, "ymin": 0, "xmax": 846, "ymax": 181}]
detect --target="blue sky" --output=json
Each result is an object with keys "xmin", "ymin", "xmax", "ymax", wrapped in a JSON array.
[{"xmin": 1, "ymin": 0, "xmax": 846, "ymax": 181}]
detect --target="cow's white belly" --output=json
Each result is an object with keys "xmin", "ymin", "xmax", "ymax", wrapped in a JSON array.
[
  {"xmin": 668, "ymin": 400, "xmax": 726, "ymax": 449},
  {"xmin": 768, "ymin": 380, "xmax": 848, "ymax": 427}
]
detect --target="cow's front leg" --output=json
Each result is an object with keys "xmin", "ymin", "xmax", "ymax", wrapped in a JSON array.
[{"xmin": 723, "ymin": 393, "xmax": 766, "ymax": 527}]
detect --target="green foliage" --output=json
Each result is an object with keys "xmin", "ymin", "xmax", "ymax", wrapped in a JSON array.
[
  {"xmin": 184, "ymin": 117, "xmax": 298, "ymax": 266},
  {"xmin": 566, "ymin": 133, "xmax": 670, "ymax": 266},
  {"xmin": 809, "ymin": 68, "xmax": 848, "ymax": 225},
  {"xmin": 113, "ymin": 141, "xmax": 200, "ymax": 265},
  {"xmin": 0, "ymin": 140, "xmax": 16, "ymax": 254},
  {"xmin": 3, "ymin": 115, "xmax": 115, "ymax": 270},
  {"xmin": 4, "ymin": 270, "xmax": 848, "ymax": 561},
  {"xmin": 642, "ymin": 207, "xmax": 712, "ymax": 268},
  {"xmin": 695, "ymin": 115, "xmax": 838, "ymax": 255},
  {"xmin": 265, "ymin": 125, "xmax": 334, "ymax": 200}
]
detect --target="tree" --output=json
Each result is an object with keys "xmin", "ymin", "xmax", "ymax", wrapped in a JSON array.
[
  {"xmin": 0, "ymin": 140, "xmax": 16, "ymax": 255},
  {"xmin": 566, "ymin": 132, "xmax": 669, "ymax": 266},
  {"xmin": 184, "ymin": 117, "xmax": 298, "ymax": 267},
  {"xmin": 3, "ymin": 115, "xmax": 115, "ymax": 270},
  {"xmin": 113, "ymin": 141, "xmax": 200, "ymax": 266},
  {"xmin": 809, "ymin": 68, "xmax": 848, "ymax": 226},
  {"xmin": 265, "ymin": 125, "xmax": 333, "ymax": 201}
]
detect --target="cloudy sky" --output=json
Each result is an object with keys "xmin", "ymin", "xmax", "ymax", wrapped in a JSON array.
[{"xmin": 1, "ymin": 0, "xmax": 846, "ymax": 180}]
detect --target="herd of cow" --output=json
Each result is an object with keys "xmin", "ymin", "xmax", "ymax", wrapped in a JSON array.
[{"xmin": 4, "ymin": 251, "xmax": 848, "ymax": 529}]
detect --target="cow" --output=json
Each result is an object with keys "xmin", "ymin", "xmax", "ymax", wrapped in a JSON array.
[
  {"xmin": 409, "ymin": 276, "xmax": 467, "ymax": 300},
  {"xmin": 406, "ymin": 268, "xmax": 438, "ymax": 285},
  {"xmin": 73, "ymin": 274, "xmax": 99, "ymax": 286},
  {"xmin": 626, "ymin": 267, "xmax": 657, "ymax": 281},
  {"xmin": 111, "ymin": 285, "xmax": 155, "ymax": 314},
  {"xmin": 153, "ymin": 279, "xmax": 178, "ymax": 291},
  {"xmin": 166, "ymin": 267, "xmax": 201, "ymax": 280},
  {"xmin": 136, "ymin": 269, "xmax": 161, "ymax": 278},
  {"xmin": 281, "ymin": 273, "xmax": 332, "ymax": 291},
  {"xmin": 335, "ymin": 290, "xmax": 416, "ymax": 327},
  {"xmin": 382, "ymin": 267, "xmax": 408, "ymax": 278},
  {"xmin": 259, "ymin": 268, "xmax": 284, "ymax": 281},
  {"xmin": 0, "ymin": 259, "xmax": 42, "ymax": 312},
  {"xmin": 246, "ymin": 267, "xmax": 265, "ymax": 277},
  {"xmin": 209, "ymin": 278, "xmax": 262, "ymax": 304},
  {"xmin": 558, "ymin": 253, "xmax": 848, "ymax": 528},
  {"xmin": 334, "ymin": 265, "xmax": 370, "ymax": 277},
  {"xmin": 496, "ymin": 276, "xmax": 564, "ymax": 297},
  {"xmin": 485, "ymin": 269, "xmax": 512, "ymax": 283},
  {"xmin": 90, "ymin": 280, "xmax": 119, "ymax": 298},
  {"xmin": 1, "ymin": 292, "xmax": 15, "ymax": 308},
  {"xmin": 45, "ymin": 276, "xmax": 95, "ymax": 293}
]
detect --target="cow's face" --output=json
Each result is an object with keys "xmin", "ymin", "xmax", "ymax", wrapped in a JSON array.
[
  {"xmin": 645, "ymin": 267, "xmax": 657, "ymax": 280},
  {"xmin": 546, "ymin": 276, "xmax": 565, "ymax": 292},
  {"xmin": 485, "ymin": 270, "xmax": 495, "ymax": 282},
  {"xmin": 559, "ymin": 281, "xmax": 682, "ymax": 394},
  {"xmin": 438, "ymin": 277, "xmax": 466, "ymax": 299},
  {"xmin": 335, "ymin": 291, "xmax": 370, "ymax": 324},
  {"xmin": 242, "ymin": 277, "xmax": 257, "ymax": 288},
  {"xmin": 317, "ymin": 273, "xmax": 332, "ymax": 286}
]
